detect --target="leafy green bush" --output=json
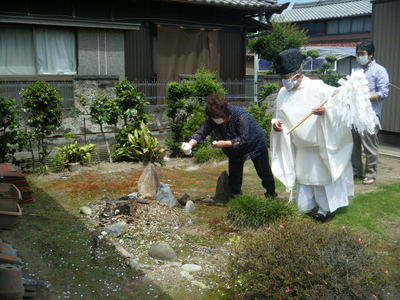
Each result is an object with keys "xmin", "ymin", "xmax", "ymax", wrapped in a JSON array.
[
  {"xmin": 189, "ymin": 67, "xmax": 226, "ymax": 99},
  {"xmin": 321, "ymin": 72, "xmax": 344, "ymax": 87},
  {"xmin": 79, "ymin": 93, "xmax": 119, "ymax": 163},
  {"xmin": 249, "ymin": 22, "xmax": 308, "ymax": 71},
  {"xmin": 226, "ymin": 195, "xmax": 297, "ymax": 228},
  {"xmin": 166, "ymin": 68, "xmax": 225, "ymax": 157},
  {"xmin": 258, "ymin": 82, "xmax": 279, "ymax": 102},
  {"xmin": 220, "ymin": 219, "xmax": 388, "ymax": 299},
  {"xmin": 246, "ymin": 103, "xmax": 273, "ymax": 144},
  {"xmin": 52, "ymin": 142, "xmax": 95, "ymax": 171},
  {"xmin": 0, "ymin": 97, "xmax": 24, "ymax": 163},
  {"xmin": 113, "ymin": 122, "xmax": 165, "ymax": 164},
  {"xmin": 193, "ymin": 144, "xmax": 226, "ymax": 163},
  {"xmin": 114, "ymin": 79, "xmax": 148, "ymax": 127},
  {"xmin": 21, "ymin": 80, "xmax": 63, "ymax": 167}
]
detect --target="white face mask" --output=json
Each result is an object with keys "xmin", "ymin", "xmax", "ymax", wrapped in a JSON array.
[
  {"xmin": 281, "ymin": 74, "xmax": 299, "ymax": 91},
  {"xmin": 212, "ymin": 118, "xmax": 224, "ymax": 125},
  {"xmin": 356, "ymin": 55, "xmax": 370, "ymax": 66}
]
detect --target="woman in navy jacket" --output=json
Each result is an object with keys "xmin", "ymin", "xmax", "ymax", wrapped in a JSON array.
[{"xmin": 181, "ymin": 95, "xmax": 276, "ymax": 198}]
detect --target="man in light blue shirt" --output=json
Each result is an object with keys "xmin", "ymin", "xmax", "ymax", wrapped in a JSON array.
[{"xmin": 352, "ymin": 40, "xmax": 389, "ymax": 184}]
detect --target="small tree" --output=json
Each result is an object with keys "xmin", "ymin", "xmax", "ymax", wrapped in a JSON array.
[
  {"xmin": 114, "ymin": 79, "xmax": 149, "ymax": 127},
  {"xmin": 0, "ymin": 97, "xmax": 24, "ymax": 163},
  {"xmin": 79, "ymin": 93, "xmax": 119, "ymax": 163},
  {"xmin": 21, "ymin": 81, "xmax": 63, "ymax": 168},
  {"xmin": 317, "ymin": 56, "xmax": 343, "ymax": 87},
  {"xmin": 249, "ymin": 22, "xmax": 308, "ymax": 72},
  {"xmin": 113, "ymin": 79, "xmax": 150, "ymax": 162}
]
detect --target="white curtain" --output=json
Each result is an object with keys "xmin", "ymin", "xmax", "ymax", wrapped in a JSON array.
[
  {"xmin": 35, "ymin": 28, "xmax": 76, "ymax": 74},
  {"xmin": 0, "ymin": 26, "xmax": 76, "ymax": 75},
  {"xmin": 0, "ymin": 27, "xmax": 36, "ymax": 75}
]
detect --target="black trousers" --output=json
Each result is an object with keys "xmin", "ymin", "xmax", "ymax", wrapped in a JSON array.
[{"xmin": 228, "ymin": 149, "xmax": 276, "ymax": 196}]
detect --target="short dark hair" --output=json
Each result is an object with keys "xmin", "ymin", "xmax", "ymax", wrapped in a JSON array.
[
  {"xmin": 356, "ymin": 40, "xmax": 375, "ymax": 58},
  {"xmin": 205, "ymin": 95, "xmax": 230, "ymax": 119}
]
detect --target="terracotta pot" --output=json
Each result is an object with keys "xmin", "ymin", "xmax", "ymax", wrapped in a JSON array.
[
  {"xmin": 0, "ymin": 184, "xmax": 21, "ymax": 211},
  {"xmin": 0, "ymin": 264, "xmax": 24, "ymax": 300}
]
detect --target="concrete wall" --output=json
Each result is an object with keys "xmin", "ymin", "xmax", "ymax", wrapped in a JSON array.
[{"xmin": 77, "ymin": 29, "xmax": 125, "ymax": 79}]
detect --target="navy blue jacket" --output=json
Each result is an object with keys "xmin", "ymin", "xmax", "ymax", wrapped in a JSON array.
[{"xmin": 190, "ymin": 106, "xmax": 267, "ymax": 162}]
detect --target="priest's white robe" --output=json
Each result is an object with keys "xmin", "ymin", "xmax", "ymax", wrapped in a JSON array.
[{"xmin": 271, "ymin": 76, "xmax": 354, "ymax": 213}]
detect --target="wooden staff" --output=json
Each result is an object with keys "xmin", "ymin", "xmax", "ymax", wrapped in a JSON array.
[{"xmin": 286, "ymin": 88, "xmax": 340, "ymax": 135}]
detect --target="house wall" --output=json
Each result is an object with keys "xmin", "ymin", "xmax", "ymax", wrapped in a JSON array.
[
  {"xmin": 77, "ymin": 29, "xmax": 125, "ymax": 79},
  {"xmin": 373, "ymin": 0, "xmax": 400, "ymax": 134}
]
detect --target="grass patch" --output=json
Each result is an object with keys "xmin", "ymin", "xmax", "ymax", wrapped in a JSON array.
[
  {"xmin": 331, "ymin": 182, "xmax": 400, "ymax": 234},
  {"xmin": 226, "ymin": 194, "xmax": 298, "ymax": 228}
]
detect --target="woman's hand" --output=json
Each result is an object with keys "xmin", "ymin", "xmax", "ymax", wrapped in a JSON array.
[
  {"xmin": 312, "ymin": 105, "xmax": 325, "ymax": 115},
  {"xmin": 273, "ymin": 120, "xmax": 283, "ymax": 132},
  {"xmin": 212, "ymin": 140, "xmax": 232, "ymax": 148}
]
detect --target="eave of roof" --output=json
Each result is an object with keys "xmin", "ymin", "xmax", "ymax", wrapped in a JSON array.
[
  {"xmin": 273, "ymin": 0, "xmax": 372, "ymax": 22},
  {"xmin": 157, "ymin": 0, "xmax": 286, "ymax": 11}
]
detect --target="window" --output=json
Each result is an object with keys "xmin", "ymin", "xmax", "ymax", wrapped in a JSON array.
[
  {"xmin": 352, "ymin": 18, "xmax": 364, "ymax": 32},
  {"xmin": 298, "ymin": 22, "xmax": 325, "ymax": 36},
  {"xmin": 327, "ymin": 21, "xmax": 338, "ymax": 34},
  {"xmin": 326, "ymin": 16, "xmax": 371, "ymax": 35},
  {"xmin": 339, "ymin": 19, "xmax": 351, "ymax": 34},
  {"xmin": 0, "ymin": 26, "xmax": 76, "ymax": 76}
]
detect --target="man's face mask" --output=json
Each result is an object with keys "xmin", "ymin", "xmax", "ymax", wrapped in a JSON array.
[
  {"xmin": 281, "ymin": 73, "xmax": 299, "ymax": 91},
  {"xmin": 356, "ymin": 55, "xmax": 369, "ymax": 66},
  {"xmin": 212, "ymin": 118, "xmax": 224, "ymax": 125}
]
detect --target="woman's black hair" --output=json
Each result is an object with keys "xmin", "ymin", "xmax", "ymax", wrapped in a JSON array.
[{"xmin": 205, "ymin": 94, "xmax": 230, "ymax": 119}]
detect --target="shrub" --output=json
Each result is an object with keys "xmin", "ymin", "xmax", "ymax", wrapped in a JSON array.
[
  {"xmin": 193, "ymin": 144, "xmax": 226, "ymax": 163},
  {"xmin": 0, "ymin": 97, "xmax": 24, "ymax": 162},
  {"xmin": 166, "ymin": 68, "xmax": 225, "ymax": 157},
  {"xmin": 113, "ymin": 122, "xmax": 165, "ymax": 164},
  {"xmin": 21, "ymin": 80, "xmax": 63, "ymax": 167},
  {"xmin": 221, "ymin": 218, "xmax": 388, "ymax": 299},
  {"xmin": 226, "ymin": 195, "xmax": 297, "ymax": 228},
  {"xmin": 189, "ymin": 67, "xmax": 226, "ymax": 99},
  {"xmin": 320, "ymin": 72, "xmax": 344, "ymax": 87},
  {"xmin": 114, "ymin": 79, "xmax": 148, "ymax": 127},
  {"xmin": 52, "ymin": 142, "xmax": 95, "ymax": 171},
  {"xmin": 246, "ymin": 103, "xmax": 273, "ymax": 143},
  {"xmin": 258, "ymin": 82, "xmax": 280, "ymax": 102},
  {"xmin": 79, "ymin": 93, "xmax": 119, "ymax": 163},
  {"xmin": 248, "ymin": 22, "xmax": 308, "ymax": 71}
]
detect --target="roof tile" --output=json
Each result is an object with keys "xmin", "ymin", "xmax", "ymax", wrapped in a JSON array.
[{"xmin": 273, "ymin": 0, "xmax": 372, "ymax": 22}]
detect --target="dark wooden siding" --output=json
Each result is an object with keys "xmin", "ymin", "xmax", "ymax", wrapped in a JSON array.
[
  {"xmin": 125, "ymin": 24, "xmax": 153, "ymax": 82},
  {"xmin": 219, "ymin": 30, "xmax": 245, "ymax": 80},
  {"xmin": 373, "ymin": 0, "xmax": 400, "ymax": 133}
]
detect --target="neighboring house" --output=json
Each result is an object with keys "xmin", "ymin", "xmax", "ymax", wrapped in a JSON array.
[
  {"xmin": 270, "ymin": 0, "xmax": 372, "ymax": 75},
  {"xmin": 372, "ymin": 0, "xmax": 400, "ymax": 137},
  {"xmin": 0, "ymin": 0, "xmax": 288, "ymax": 105}
]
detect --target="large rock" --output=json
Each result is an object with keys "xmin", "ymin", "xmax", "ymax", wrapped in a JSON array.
[
  {"xmin": 103, "ymin": 221, "xmax": 128, "ymax": 237},
  {"xmin": 214, "ymin": 171, "xmax": 231, "ymax": 202},
  {"xmin": 137, "ymin": 164, "xmax": 160, "ymax": 198},
  {"xmin": 148, "ymin": 242, "xmax": 177, "ymax": 261},
  {"xmin": 79, "ymin": 206, "xmax": 92, "ymax": 216},
  {"xmin": 182, "ymin": 264, "xmax": 202, "ymax": 272},
  {"xmin": 156, "ymin": 184, "xmax": 179, "ymax": 208},
  {"xmin": 184, "ymin": 200, "xmax": 195, "ymax": 213}
]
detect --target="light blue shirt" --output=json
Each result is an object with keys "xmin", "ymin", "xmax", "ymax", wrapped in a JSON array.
[{"xmin": 356, "ymin": 60, "xmax": 389, "ymax": 119}]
